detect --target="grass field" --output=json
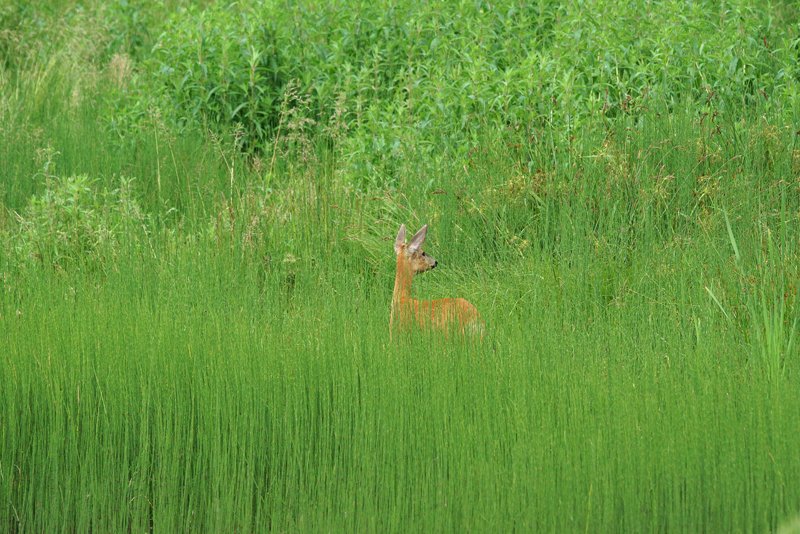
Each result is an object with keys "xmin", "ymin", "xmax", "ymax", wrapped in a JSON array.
[{"xmin": 2, "ymin": 0, "xmax": 800, "ymax": 532}]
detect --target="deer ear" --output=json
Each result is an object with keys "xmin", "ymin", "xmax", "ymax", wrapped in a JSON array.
[
  {"xmin": 394, "ymin": 224, "xmax": 406, "ymax": 255},
  {"xmin": 407, "ymin": 225, "xmax": 428, "ymax": 253}
]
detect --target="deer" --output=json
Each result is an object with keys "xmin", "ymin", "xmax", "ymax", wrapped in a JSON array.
[{"xmin": 391, "ymin": 224, "xmax": 483, "ymax": 340}]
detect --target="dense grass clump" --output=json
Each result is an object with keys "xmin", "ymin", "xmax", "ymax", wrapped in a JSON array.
[{"xmin": 2, "ymin": 0, "xmax": 800, "ymax": 532}]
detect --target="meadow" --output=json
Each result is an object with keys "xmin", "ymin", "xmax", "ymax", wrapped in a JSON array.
[{"xmin": 2, "ymin": 0, "xmax": 800, "ymax": 531}]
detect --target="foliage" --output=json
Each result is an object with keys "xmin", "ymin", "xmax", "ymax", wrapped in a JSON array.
[
  {"xmin": 119, "ymin": 0, "xmax": 799, "ymax": 154},
  {"xmin": 5, "ymin": 171, "xmax": 144, "ymax": 273},
  {"xmin": 135, "ymin": 3, "xmax": 285, "ymax": 145},
  {"xmin": 2, "ymin": 0, "xmax": 800, "ymax": 532}
]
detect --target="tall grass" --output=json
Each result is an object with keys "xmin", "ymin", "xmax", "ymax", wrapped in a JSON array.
[
  {"xmin": 2, "ymin": 246, "xmax": 799, "ymax": 532},
  {"xmin": 2, "ymin": 0, "xmax": 800, "ymax": 532},
  {"xmin": 3, "ymin": 103, "xmax": 800, "ymax": 531}
]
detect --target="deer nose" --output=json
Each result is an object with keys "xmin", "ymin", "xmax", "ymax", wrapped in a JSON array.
[{"xmin": 431, "ymin": 260, "xmax": 438, "ymax": 269}]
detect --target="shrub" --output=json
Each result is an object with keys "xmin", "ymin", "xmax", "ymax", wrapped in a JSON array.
[
  {"xmin": 116, "ymin": 0, "xmax": 797, "ymax": 155},
  {"xmin": 8, "ymin": 173, "xmax": 144, "ymax": 273}
]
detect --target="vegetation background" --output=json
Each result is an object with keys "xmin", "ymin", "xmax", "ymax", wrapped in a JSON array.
[{"xmin": 2, "ymin": 0, "xmax": 800, "ymax": 531}]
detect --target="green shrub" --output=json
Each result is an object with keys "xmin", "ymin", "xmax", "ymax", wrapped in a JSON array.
[
  {"xmin": 8, "ymin": 173, "xmax": 144, "ymax": 273},
  {"xmin": 128, "ymin": 3, "xmax": 286, "ymax": 148},
  {"xmin": 114, "ymin": 0, "xmax": 799, "ymax": 159}
]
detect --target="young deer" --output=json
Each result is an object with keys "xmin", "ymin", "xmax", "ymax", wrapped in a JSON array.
[{"xmin": 391, "ymin": 224, "xmax": 483, "ymax": 339}]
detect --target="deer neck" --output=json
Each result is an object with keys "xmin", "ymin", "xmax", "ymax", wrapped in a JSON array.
[{"xmin": 393, "ymin": 253, "xmax": 415, "ymax": 306}]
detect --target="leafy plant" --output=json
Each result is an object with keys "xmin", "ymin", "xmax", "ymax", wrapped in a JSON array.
[
  {"xmin": 130, "ymin": 2, "xmax": 286, "ymax": 149},
  {"xmin": 9, "ymin": 173, "xmax": 144, "ymax": 273},
  {"xmin": 112, "ymin": 0, "xmax": 800, "ymax": 160}
]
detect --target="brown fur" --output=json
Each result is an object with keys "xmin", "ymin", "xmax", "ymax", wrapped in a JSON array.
[{"xmin": 391, "ymin": 224, "xmax": 483, "ymax": 339}]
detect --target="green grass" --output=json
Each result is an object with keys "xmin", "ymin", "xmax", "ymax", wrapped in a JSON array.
[
  {"xmin": 2, "ymin": 0, "xmax": 800, "ymax": 532},
  {"xmin": 3, "ymin": 221, "xmax": 799, "ymax": 532}
]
